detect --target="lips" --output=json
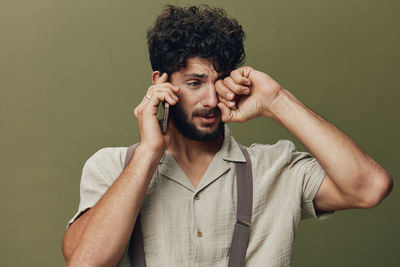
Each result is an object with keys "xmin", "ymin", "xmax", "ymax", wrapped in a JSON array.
[
  {"xmin": 193, "ymin": 108, "xmax": 220, "ymax": 125},
  {"xmin": 198, "ymin": 115, "xmax": 217, "ymax": 124}
]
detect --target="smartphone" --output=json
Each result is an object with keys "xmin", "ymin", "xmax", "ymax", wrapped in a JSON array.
[
  {"xmin": 157, "ymin": 73, "xmax": 171, "ymax": 134},
  {"xmin": 157, "ymin": 102, "xmax": 169, "ymax": 134}
]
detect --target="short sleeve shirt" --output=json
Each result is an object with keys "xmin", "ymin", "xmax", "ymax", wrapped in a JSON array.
[{"xmin": 67, "ymin": 125, "xmax": 333, "ymax": 267}]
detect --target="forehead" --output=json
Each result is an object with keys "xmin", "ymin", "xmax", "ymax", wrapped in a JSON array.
[{"xmin": 173, "ymin": 57, "xmax": 219, "ymax": 79}]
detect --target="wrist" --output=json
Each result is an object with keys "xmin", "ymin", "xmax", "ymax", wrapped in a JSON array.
[
  {"xmin": 263, "ymin": 88, "xmax": 287, "ymax": 120},
  {"xmin": 267, "ymin": 88, "xmax": 307, "ymax": 126},
  {"xmin": 134, "ymin": 143, "xmax": 165, "ymax": 163}
]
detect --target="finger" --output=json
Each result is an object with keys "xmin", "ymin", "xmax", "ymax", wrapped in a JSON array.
[
  {"xmin": 152, "ymin": 83, "xmax": 180, "ymax": 94},
  {"xmin": 217, "ymin": 102, "xmax": 240, "ymax": 122},
  {"xmin": 236, "ymin": 66, "xmax": 252, "ymax": 79},
  {"xmin": 218, "ymin": 102, "xmax": 247, "ymax": 123},
  {"xmin": 154, "ymin": 72, "xmax": 169, "ymax": 85},
  {"xmin": 217, "ymin": 102, "xmax": 230, "ymax": 122},
  {"xmin": 215, "ymin": 80, "xmax": 236, "ymax": 102},
  {"xmin": 231, "ymin": 69, "xmax": 251, "ymax": 86},
  {"xmin": 223, "ymin": 76, "xmax": 250, "ymax": 95},
  {"xmin": 146, "ymin": 91, "xmax": 179, "ymax": 110},
  {"xmin": 217, "ymin": 94, "xmax": 236, "ymax": 108},
  {"xmin": 147, "ymin": 83, "xmax": 179, "ymax": 98}
]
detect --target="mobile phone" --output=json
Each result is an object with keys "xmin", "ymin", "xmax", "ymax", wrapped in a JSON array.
[
  {"xmin": 157, "ymin": 102, "xmax": 169, "ymax": 134},
  {"xmin": 157, "ymin": 73, "xmax": 170, "ymax": 134}
]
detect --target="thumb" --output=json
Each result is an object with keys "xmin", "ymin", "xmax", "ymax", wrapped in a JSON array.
[
  {"xmin": 218, "ymin": 102, "xmax": 237, "ymax": 122},
  {"xmin": 155, "ymin": 72, "xmax": 168, "ymax": 85}
]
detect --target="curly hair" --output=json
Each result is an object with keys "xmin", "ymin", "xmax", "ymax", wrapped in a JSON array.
[{"xmin": 147, "ymin": 5, "xmax": 245, "ymax": 77}]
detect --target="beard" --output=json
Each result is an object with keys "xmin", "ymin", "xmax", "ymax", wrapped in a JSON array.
[{"xmin": 170, "ymin": 101, "xmax": 224, "ymax": 142}]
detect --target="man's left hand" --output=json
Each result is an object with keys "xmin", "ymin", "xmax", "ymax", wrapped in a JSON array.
[{"xmin": 216, "ymin": 66, "xmax": 283, "ymax": 122}]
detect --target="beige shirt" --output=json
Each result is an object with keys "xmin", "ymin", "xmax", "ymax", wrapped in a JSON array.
[{"xmin": 68, "ymin": 126, "xmax": 332, "ymax": 266}]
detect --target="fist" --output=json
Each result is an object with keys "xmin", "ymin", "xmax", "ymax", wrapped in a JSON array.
[{"xmin": 216, "ymin": 66, "xmax": 283, "ymax": 122}]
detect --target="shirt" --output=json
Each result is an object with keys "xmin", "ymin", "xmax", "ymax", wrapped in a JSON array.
[{"xmin": 67, "ymin": 125, "xmax": 333, "ymax": 266}]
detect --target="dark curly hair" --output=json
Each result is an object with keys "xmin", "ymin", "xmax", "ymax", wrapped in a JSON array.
[{"xmin": 147, "ymin": 5, "xmax": 245, "ymax": 77}]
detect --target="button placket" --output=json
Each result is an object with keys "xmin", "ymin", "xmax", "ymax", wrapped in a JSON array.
[{"xmin": 193, "ymin": 192, "xmax": 203, "ymax": 240}]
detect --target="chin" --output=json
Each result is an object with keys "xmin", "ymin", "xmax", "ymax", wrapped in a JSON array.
[{"xmin": 170, "ymin": 103, "xmax": 224, "ymax": 141}]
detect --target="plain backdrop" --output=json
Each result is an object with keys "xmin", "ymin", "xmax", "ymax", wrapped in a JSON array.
[{"xmin": 1, "ymin": 0, "xmax": 399, "ymax": 266}]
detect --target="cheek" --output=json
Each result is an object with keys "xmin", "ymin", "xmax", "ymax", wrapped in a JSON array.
[
  {"xmin": 177, "ymin": 93, "xmax": 195, "ymax": 111},
  {"xmin": 174, "ymin": 96, "xmax": 191, "ymax": 116}
]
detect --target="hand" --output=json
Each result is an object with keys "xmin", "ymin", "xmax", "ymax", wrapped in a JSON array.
[
  {"xmin": 216, "ymin": 66, "xmax": 283, "ymax": 122},
  {"xmin": 133, "ymin": 73, "xmax": 179, "ymax": 153}
]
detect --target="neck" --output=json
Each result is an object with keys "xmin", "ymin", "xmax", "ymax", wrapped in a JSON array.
[{"xmin": 166, "ymin": 124, "xmax": 224, "ymax": 164}]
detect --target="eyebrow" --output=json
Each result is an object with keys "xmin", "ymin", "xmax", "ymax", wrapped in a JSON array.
[{"xmin": 183, "ymin": 73, "xmax": 208, "ymax": 78}]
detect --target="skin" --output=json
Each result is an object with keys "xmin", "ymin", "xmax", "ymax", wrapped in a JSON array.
[{"xmin": 62, "ymin": 57, "xmax": 393, "ymax": 266}]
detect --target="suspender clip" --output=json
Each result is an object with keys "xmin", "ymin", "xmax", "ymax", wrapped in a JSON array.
[{"xmin": 236, "ymin": 219, "xmax": 251, "ymax": 228}]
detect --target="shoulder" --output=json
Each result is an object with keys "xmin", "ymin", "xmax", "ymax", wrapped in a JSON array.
[
  {"xmin": 86, "ymin": 146, "xmax": 128, "ymax": 165},
  {"xmin": 247, "ymin": 139, "xmax": 296, "ymax": 165},
  {"xmin": 241, "ymin": 140, "xmax": 297, "ymax": 181},
  {"xmin": 82, "ymin": 146, "xmax": 128, "ymax": 183}
]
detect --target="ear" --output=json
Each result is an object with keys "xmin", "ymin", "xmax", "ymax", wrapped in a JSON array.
[{"xmin": 152, "ymin": 71, "xmax": 162, "ymax": 85}]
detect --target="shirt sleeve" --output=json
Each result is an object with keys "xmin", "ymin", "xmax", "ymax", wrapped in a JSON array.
[
  {"xmin": 284, "ymin": 142, "xmax": 334, "ymax": 220},
  {"xmin": 66, "ymin": 147, "xmax": 126, "ymax": 228}
]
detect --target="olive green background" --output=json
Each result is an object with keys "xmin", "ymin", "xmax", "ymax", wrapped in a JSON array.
[{"xmin": 1, "ymin": 0, "xmax": 398, "ymax": 266}]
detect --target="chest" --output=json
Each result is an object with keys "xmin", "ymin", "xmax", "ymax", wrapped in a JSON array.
[
  {"xmin": 140, "ymin": 168, "xmax": 238, "ymax": 266},
  {"xmin": 137, "ymin": 167, "xmax": 300, "ymax": 267},
  {"xmin": 179, "ymin": 161, "xmax": 211, "ymax": 188}
]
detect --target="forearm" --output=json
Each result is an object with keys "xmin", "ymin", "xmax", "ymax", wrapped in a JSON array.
[
  {"xmin": 269, "ymin": 89, "xmax": 391, "ymax": 202},
  {"xmin": 65, "ymin": 145, "xmax": 162, "ymax": 266}
]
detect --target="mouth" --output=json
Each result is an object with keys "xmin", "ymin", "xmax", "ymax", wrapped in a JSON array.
[
  {"xmin": 197, "ymin": 114, "xmax": 217, "ymax": 124},
  {"xmin": 193, "ymin": 108, "xmax": 221, "ymax": 126}
]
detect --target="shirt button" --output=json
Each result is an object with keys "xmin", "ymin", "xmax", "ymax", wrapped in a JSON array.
[
  {"xmin": 197, "ymin": 231, "xmax": 203, "ymax": 237},
  {"xmin": 194, "ymin": 194, "xmax": 200, "ymax": 200}
]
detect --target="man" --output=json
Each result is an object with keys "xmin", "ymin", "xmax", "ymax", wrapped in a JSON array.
[{"xmin": 62, "ymin": 5, "xmax": 393, "ymax": 267}]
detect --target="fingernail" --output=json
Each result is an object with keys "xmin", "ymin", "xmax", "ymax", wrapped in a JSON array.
[
  {"xmin": 227, "ymin": 92, "xmax": 234, "ymax": 99},
  {"xmin": 228, "ymin": 101, "xmax": 235, "ymax": 107},
  {"xmin": 243, "ymin": 89, "xmax": 250, "ymax": 94}
]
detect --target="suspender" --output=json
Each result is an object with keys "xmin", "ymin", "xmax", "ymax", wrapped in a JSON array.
[
  {"xmin": 124, "ymin": 143, "xmax": 253, "ymax": 267},
  {"xmin": 228, "ymin": 144, "xmax": 253, "ymax": 267},
  {"xmin": 124, "ymin": 144, "xmax": 146, "ymax": 267}
]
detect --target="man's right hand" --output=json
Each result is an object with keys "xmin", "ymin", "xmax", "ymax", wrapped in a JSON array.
[{"xmin": 133, "ymin": 72, "xmax": 179, "ymax": 153}]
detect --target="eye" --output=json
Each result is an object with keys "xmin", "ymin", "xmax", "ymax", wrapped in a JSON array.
[{"xmin": 187, "ymin": 80, "xmax": 201, "ymax": 87}]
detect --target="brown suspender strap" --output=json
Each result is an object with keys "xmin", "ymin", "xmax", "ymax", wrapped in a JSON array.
[
  {"xmin": 227, "ymin": 144, "xmax": 253, "ymax": 267},
  {"xmin": 124, "ymin": 144, "xmax": 146, "ymax": 267},
  {"xmin": 124, "ymin": 143, "xmax": 253, "ymax": 267}
]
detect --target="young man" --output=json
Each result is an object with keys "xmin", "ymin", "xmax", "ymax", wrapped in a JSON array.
[{"xmin": 62, "ymin": 5, "xmax": 393, "ymax": 267}]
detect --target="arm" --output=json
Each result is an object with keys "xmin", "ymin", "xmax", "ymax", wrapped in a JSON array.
[
  {"xmin": 216, "ymin": 67, "xmax": 393, "ymax": 211},
  {"xmin": 62, "ymin": 73, "xmax": 179, "ymax": 266},
  {"xmin": 62, "ymin": 146, "xmax": 162, "ymax": 266}
]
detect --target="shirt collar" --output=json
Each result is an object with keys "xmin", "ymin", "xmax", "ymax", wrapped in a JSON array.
[
  {"xmin": 219, "ymin": 124, "xmax": 246, "ymax": 163},
  {"xmin": 157, "ymin": 124, "xmax": 246, "ymax": 192}
]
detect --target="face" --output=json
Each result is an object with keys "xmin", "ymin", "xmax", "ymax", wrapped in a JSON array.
[{"xmin": 169, "ymin": 57, "xmax": 224, "ymax": 141}]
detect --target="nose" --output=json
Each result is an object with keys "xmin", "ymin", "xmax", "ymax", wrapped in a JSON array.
[{"xmin": 201, "ymin": 82, "xmax": 218, "ymax": 108}]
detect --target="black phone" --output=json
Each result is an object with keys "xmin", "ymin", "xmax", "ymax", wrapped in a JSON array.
[{"xmin": 157, "ymin": 102, "xmax": 169, "ymax": 134}]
